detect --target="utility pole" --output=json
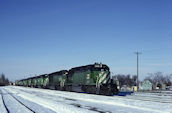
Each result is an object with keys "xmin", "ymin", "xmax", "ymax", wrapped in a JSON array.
[{"xmin": 135, "ymin": 52, "xmax": 142, "ymax": 89}]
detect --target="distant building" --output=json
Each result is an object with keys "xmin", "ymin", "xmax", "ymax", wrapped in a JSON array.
[
  {"xmin": 9, "ymin": 82, "xmax": 14, "ymax": 85},
  {"xmin": 166, "ymin": 86, "xmax": 172, "ymax": 90},
  {"xmin": 155, "ymin": 82, "xmax": 166, "ymax": 90},
  {"xmin": 139, "ymin": 80, "xmax": 152, "ymax": 91},
  {"xmin": 120, "ymin": 85, "xmax": 131, "ymax": 91},
  {"xmin": 131, "ymin": 86, "xmax": 138, "ymax": 92}
]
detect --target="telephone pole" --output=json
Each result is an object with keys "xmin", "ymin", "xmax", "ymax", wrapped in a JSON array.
[{"xmin": 135, "ymin": 52, "xmax": 142, "ymax": 89}]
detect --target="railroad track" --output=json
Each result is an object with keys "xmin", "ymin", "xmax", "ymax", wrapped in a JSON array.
[
  {"xmin": 0, "ymin": 88, "xmax": 35, "ymax": 113},
  {"xmin": 124, "ymin": 95, "xmax": 172, "ymax": 104},
  {"xmin": 11, "ymin": 86, "xmax": 172, "ymax": 104},
  {"xmin": 0, "ymin": 90, "xmax": 10, "ymax": 113}
]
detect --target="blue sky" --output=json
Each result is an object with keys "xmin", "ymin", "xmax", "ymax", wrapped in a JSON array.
[{"xmin": 0, "ymin": 0, "xmax": 172, "ymax": 81}]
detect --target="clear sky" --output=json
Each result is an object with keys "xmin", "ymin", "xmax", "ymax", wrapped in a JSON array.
[{"xmin": 0, "ymin": 0, "xmax": 172, "ymax": 81}]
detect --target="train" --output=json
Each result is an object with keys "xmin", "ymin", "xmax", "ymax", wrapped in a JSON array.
[{"xmin": 15, "ymin": 63, "xmax": 119, "ymax": 96}]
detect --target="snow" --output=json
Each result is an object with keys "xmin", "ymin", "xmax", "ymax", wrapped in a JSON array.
[
  {"xmin": 0, "ymin": 88, "xmax": 32, "ymax": 113},
  {"xmin": 0, "ymin": 90, "xmax": 7, "ymax": 113},
  {"xmin": 0, "ymin": 86, "xmax": 172, "ymax": 113}
]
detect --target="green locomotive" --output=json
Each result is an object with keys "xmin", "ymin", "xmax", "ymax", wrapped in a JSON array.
[
  {"xmin": 67, "ymin": 63, "xmax": 118, "ymax": 95},
  {"xmin": 48, "ymin": 70, "xmax": 68, "ymax": 90},
  {"xmin": 15, "ymin": 63, "xmax": 118, "ymax": 95}
]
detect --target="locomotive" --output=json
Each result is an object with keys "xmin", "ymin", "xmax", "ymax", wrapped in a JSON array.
[{"xmin": 15, "ymin": 63, "xmax": 118, "ymax": 96}]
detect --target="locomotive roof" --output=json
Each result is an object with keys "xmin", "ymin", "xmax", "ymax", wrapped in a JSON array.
[
  {"xmin": 48, "ymin": 70, "xmax": 68, "ymax": 76},
  {"xmin": 20, "ymin": 74, "xmax": 48, "ymax": 81},
  {"xmin": 69, "ymin": 63, "xmax": 109, "ymax": 72},
  {"xmin": 35, "ymin": 74, "xmax": 48, "ymax": 78}
]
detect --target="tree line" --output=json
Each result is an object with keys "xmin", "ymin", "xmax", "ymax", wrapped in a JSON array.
[
  {"xmin": 113, "ymin": 72, "xmax": 172, "ymax": 87},
  {"xmin": 113, "ymin": 74, "xmax": 137, "ymax": 87},
  {"xmin": 0, "ymin": 73, "xmax": 9, "ymax": 86},
  {"xmin": 144, "ymin": 72, "xmax": 172, "ymax": 86}
]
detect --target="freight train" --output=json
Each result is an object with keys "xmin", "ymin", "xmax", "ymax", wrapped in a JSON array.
[{"xmin": 15, "ymin": 63, "xmax": 118, "ymax": 95}]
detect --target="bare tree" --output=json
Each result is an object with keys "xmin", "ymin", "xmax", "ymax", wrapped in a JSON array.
[
  {"xmin": 145, "ymin": 72, "xmax": 172, "ymax": 86},
  {"xmin": 114, "ymin": 74, "xmax": 136, "ymax": 87},
  {"xmin": 0, "ymin": 73, "xmax": 9, "ymax": 86}
]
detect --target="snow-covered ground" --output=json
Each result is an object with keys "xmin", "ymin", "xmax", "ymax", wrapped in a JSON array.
[{"xmin": 0, "ymin": 86, "xmax": 172, "ymax": 113}]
